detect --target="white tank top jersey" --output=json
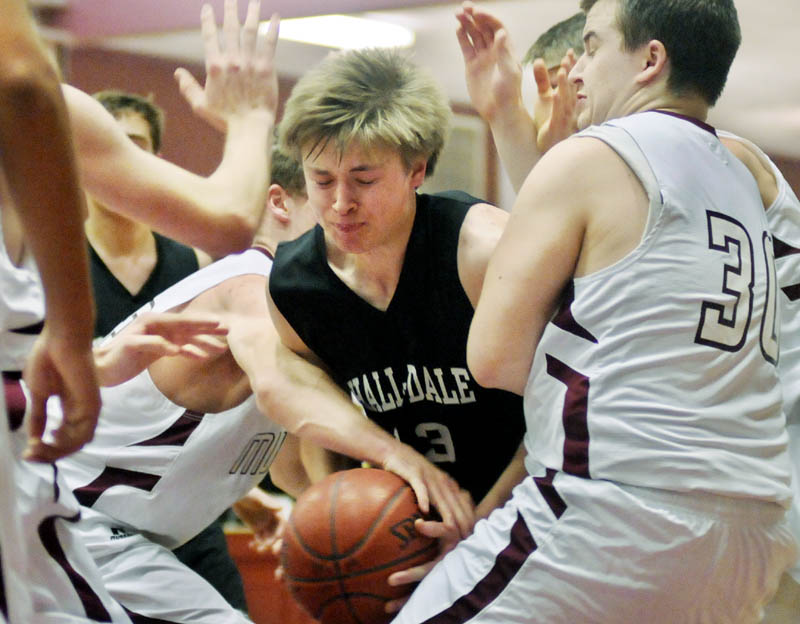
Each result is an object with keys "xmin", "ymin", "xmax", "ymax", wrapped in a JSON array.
[
  {"xmin": 0, "ymin": 215, "xmax": 43, "ymax": 371},
  {"xmin": 717, "ymin": 130, "xmax": 800, "ymax": 424},
  {"xmin": 523, "ymin": 111, "xmax": 791, "ymax": 506},
  {"xmin": 57, "ymin": 249, "xmax": 287, "ymax": 550}
]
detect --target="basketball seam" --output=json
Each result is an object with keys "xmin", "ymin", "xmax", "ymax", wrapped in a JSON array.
[{"xmin": 282, "ymin": 540, "xmax": 439, "ymax": 583}]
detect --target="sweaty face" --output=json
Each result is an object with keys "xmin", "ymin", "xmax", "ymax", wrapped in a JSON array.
[
  {"xmin": 301, "ymin": 141, "xmax": 426, "ymax": 256},
  {"xmin": 569, "ymin": 0, "xmax": 643, "ymax": 130}
]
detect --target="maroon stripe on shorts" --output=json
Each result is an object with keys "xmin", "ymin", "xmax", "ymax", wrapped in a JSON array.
[
  {"xmin": 73, "ymin": 466, "xmax": 160, "ymax": 508},
  {"xmin": 533, "ymin": 468, "xmax": 566, "ymax": 519},
  {"xmin": 38, "ymin": 515, "xmax": 113, "ymax": 622},
  {"xmin": 2, "ymin": 372, "xmax": 26, "ymax": 432},
  {"xmin": 545, "ymin": 354, "xmax": 591, "ymax": 478},
  {"xmin": 422, "ymin": 512, "xmax": 537, "ymax": 623}
]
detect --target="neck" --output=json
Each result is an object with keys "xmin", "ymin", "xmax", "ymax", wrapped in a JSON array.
[
  {"xmin": 624, "ymin": 88, "xmax": 710, "ymax": 124},
  {"xmin": 85, "ymin": 201, "xmax": 153, "ymax": 255}
]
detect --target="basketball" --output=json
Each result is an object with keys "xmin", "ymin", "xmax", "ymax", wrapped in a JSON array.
[{"xmin": 281, "ymin": 468, "xmax": 439, "ymax": 624}]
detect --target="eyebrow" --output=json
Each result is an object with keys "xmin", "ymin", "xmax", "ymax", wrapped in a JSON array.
[{"xmin": 308, "ymin": 164, "xmax": 380, "ymax": 175}]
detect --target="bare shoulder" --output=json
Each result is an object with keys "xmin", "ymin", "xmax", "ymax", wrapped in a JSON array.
[
  {"xmin": 719, "ymin": 134, "xmax": 778, "ymax": 209},
  {"xmin": 187, "ymin": 272, "xmax": 269, "ymax": 319},
  {"xmin": 458, "ymin": 201, "xmax": 508, "ymax": 307}
]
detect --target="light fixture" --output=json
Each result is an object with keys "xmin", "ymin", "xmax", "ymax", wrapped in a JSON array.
[{"xmin": 269, "ymin": 14, "xmax": 415, "ymax": 50}]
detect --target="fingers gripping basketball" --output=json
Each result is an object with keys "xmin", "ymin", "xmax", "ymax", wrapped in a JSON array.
[{"xmin": 281, "ymin": 468, "xmax": 438, "ymax": 624}]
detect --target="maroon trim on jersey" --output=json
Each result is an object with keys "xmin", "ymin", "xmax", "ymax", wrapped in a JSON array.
[
  {"xmin": 552, "ymin": 282, "xmax": 597, "ymax": 343},
  {"xmin": 2, "ymin": 372, "xmax": 26, "ymax": 432},
  {"xmin": 38, "ymin": 514, "xmax": 113, "ymax": 622},
  {"xmin": 545, "ymin": 355, "xmax": 591, "ymax": 478},
  {"xmin": 533, "ymin": 468, "xmax": 566, "ymax": 519},
  {"xmin": 73, "ymin": 466, "xmax": 160, "ymax": 508},
  {"xmin": 132, "ymin": 410, "xmax": 204, "ymax": 447},
  {"xmin": 9, "ymin": 320, "xmax": 43, "ymax": 335},
  {"xmin": 773, "ymin": 235, "xmax": 800, "ymax": 301},
  {"xmin": 650, "ymin": 109, "xmax": 717, "ymax": 136},
  {"xmin": 122, "ymin": 606, "xmax": 175, "ymax": 623},
  {"xmin": 421, "ymin": 512, "xmax": 536, "ymax": 624},
  {"xmin": 250, "ymin": 245, "xmax": 274, "ymax": 261}
]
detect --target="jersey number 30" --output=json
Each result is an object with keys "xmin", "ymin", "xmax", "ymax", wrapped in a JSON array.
[{"xmin": 695, "ymin": 210, "xmax": 779, "ymax": 364}]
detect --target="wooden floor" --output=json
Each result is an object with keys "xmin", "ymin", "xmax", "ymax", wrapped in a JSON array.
[{"xmin": 226, "ymin": 529, "xmax": 318, "ymax": 624}]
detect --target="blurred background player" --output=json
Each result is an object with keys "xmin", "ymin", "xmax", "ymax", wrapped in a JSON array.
[
  {"xmin": 1, "ymin": 0, "xmax": 279, "ymax": 621},
  {"xmin": 1, "ymin": 0, "xmax": 121, "ymax": 620},
  {"xmin": 86, "ymin": 90, "xmax": 211, "ymax": 337}
]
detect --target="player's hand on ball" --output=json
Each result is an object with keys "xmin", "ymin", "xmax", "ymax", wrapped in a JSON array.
[
  {"xmin": 384, "ymin": 512, "xmax": 470, "ymax": 613},
  {"xmin": 382, "ymin": 443, "xmax": 476, "ymax": 539}
]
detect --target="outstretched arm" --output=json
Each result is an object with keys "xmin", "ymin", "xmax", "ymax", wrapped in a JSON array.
[
  {"xmin": 0, "ymin": 0, "xmax": 100, "ymax": 462},
  {"xmin": 455, "ymin": 2, "xmax": 577, "ymax": 192},
  {"xmin": 93, "ymin": 312, "xmax": 229, "ymax": 387},
  {"xmin": 66, "ymin": 0, "xmax": 279, "ymax": 257}
]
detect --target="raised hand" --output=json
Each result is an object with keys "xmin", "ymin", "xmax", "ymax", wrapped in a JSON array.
[
  {"xmin": 93, "ymin": 312, "xmax": 228, "ymax": 387},
  {"xmin": 175, "ymin": 0, "xmax": 280, "ymax": 131},
  {"xmin": 455, "ymin": 1, "xmax": 524, "ymax": 124},
  {"xmin": 532, "ymin": 49, "xmax": 579, "ymax": 153},
  {"xmin": 23, "ymin": 328, "xmax": 101, "ymax": 462}
]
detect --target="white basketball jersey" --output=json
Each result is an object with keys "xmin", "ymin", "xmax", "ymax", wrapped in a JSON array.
[
  {"xmin": 716, "ymin": 131, "xmax": 800, "ymax": 424},
  {"xmin": 0, "ymin": 215, "xmax": 43, "ymax": 371},
  {"xmin": 57, "ymin": 249, "xmax": 287, "ymax": 549},
  {"xmin": 523, "ymin": 111, "xmax": 791, "ymax": 505}
]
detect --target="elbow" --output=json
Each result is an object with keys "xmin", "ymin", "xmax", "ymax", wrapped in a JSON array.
[
  {"xmin": 467, "ymin": 346, "xmax": 502, "ymax": 390},
  {"xmin": 467, "ymin": 343, "xmax": 525, "ymax": 395},
  {"xmin": 0, "ymin": 57, "xmax": 61, "ymax": 113},
  {"xmin": 255, "ymin": 382, "xmax": 308, "ymax": 438},
  {"xmin": 215, "ymin": 214, "xmax": 258, "ymax": 255}
]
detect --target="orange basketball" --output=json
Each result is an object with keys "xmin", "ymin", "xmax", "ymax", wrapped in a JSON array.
[{"xmin": 281, "ymin": 468, "xmax": 438, "ymax": 624}]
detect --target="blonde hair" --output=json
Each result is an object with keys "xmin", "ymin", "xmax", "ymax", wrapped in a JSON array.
[{"xmin": 278, "ymin": 48, "xmax": 451, "ymax": 176}]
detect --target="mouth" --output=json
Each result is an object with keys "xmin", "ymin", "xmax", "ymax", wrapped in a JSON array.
[{"xmin": 332, "ymin": 222, "xmax": 363, "ymax": 234}]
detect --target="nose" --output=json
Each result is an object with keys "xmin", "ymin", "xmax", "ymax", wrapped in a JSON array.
[
  {"xmin": 332, "ymin": 184, "xmax": 356, "ymax": 215},
  {"xmin": 569, "ymin": 54, "xmax": 585, "ymax": 86}
]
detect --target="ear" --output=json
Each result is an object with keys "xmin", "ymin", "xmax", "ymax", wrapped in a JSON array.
[
  {"xmin": 267, "ymin": 184, "xmax": 291, "ymax": 224},
  {"xmin": 637, "ymin": 39, "xmax": 668, "ymax": 85},
  {"xmin": 410, "ymin": 159, "xmax": 428, "ymax": 190}
]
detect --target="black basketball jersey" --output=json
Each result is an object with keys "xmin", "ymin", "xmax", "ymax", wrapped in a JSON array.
[
  {"xmin": 90, "ymin": 232, "xmax": 199, "ymax": 337},
  {"xmin": 270, "ymin": 192, "xmax": 525, "ymax": 503}
]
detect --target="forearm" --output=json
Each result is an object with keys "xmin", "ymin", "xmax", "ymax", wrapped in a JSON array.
[
  {"xmin": 269, "ymin": 434, "xmax": 312, "ymax": 498},
  {"xmin": 65, "ymin": 85, "xmax": 273, "ymax": 258},
  {"xmin": 204, "ymin": 112, "xmax": 274, "ymax": 248},
  {"xmin": 0, "ymin": 27, "xmax": 94, "ymax": 342},
  {"xmin": 258, "ymin": 349, "xmax": 406, "ymax": 470},
  {"xmin": 488, "ymin": 105, "xmax": 541, "ymax": 194},
  {"xmin": 475, "ymin": 441, "xmax": 527, "ymax": 519}
]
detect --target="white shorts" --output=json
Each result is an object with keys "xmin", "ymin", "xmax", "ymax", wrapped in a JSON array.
[
  {"xmin": 0, "ymin": 392, "xmax": 33, "ymax": 624},
  {"xmin": 786, "ymin": 419, "xmax": 800, "ymax": 582},
  {"xmin": 3, "ymin": 374, "xmax": 131, "ymax": 623},
  {"xmin": 78, "ymin": 511, "xmax": 252, "ymax": 624},
  {"xmin": 393, "ymin": 468, "xmax": 798, "ymax": 624}
]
